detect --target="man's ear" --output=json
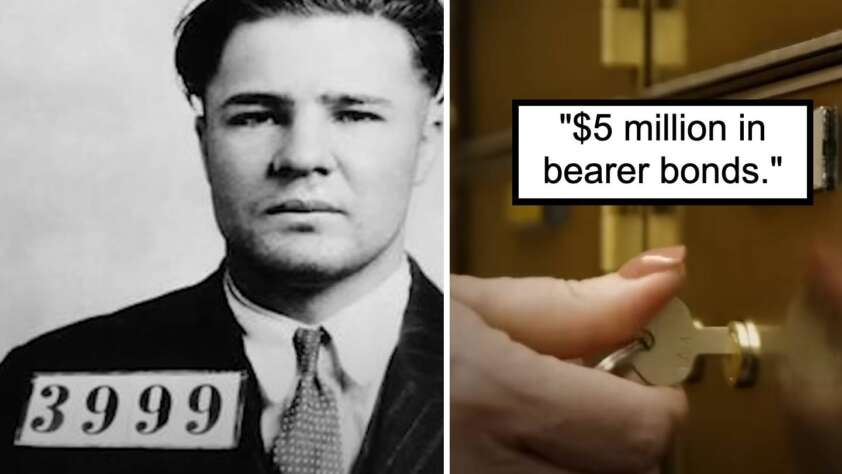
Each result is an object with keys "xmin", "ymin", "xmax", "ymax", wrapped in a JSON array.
[
  {"xmin": 194, "ymin": 114, "xmax": 213, "ymax": 184},
  {"xmin": 195, "ymin": 114, "xmax": 208, "ymax": 159},
  {"xmin": 414, "ymin": 90, "xmax": 443, "ymax": 185}
]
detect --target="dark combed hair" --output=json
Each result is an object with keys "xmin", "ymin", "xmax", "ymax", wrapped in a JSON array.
[{"xmin": 174, "ymin": 0, "xmax": 443, "ymax": 102}]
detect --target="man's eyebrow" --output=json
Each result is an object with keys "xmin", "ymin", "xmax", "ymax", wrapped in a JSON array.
[
  {"xmin": 220, "ymin": 93, "xmax": 293, "ymax": 108},
  {"xmin": 322, "ymin": 94, "xmax": 393, "ymax": 107}
]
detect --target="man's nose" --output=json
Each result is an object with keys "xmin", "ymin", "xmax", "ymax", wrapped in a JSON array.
[{"xmin": 269, "ymin": 112, "xmax": 330, "ymax": 177}]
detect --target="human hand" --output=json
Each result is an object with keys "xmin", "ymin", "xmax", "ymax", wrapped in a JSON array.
[
  {"xmin": 450, "ymin": 246, "xmax": 688, "ymax": 473},
  {"xmin": 780, "ymin": 244, "xmax": 842, "ymax": 473}
]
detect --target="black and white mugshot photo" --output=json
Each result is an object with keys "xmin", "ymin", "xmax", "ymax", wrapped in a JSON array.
[{"xmin": 0, "ymin": 1, "xmax": 444, "ymax": 473}]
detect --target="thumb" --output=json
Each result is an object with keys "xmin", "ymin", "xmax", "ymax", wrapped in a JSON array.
[{"xmin": 451, "ymin": 246, "xmax": 686, "ymax": 358}]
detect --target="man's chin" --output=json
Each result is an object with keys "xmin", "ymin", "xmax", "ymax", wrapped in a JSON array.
[
  {"xmin": 260, "ymin": 257, "xmax": 354, "ymax": 286},
  {"xmin": 236, "ymin": 240, "xmax": 365, "ymax": 286}
]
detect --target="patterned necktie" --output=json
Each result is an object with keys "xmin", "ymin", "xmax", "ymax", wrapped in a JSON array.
[{"xmin": 272, "ymin": 327, "xmax": 343, "ymax": 474}]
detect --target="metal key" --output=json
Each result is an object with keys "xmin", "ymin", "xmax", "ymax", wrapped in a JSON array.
[
  {"xmin": 631, "ymin": 298, "xmax": 738, "ymax": 385},
  {"xmin": 598, "ymin": 298, "xmax": 749, "ymax": 386}
]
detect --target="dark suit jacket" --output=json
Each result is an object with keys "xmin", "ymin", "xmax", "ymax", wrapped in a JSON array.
[{"xmin": 0, "ymin": 261, "xmax": 443, "ymax": 473}]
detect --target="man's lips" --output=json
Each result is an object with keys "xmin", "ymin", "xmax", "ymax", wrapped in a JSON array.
[{"xmin": 265, "ymin": 199, "xmax": 343, "ymax": 214}]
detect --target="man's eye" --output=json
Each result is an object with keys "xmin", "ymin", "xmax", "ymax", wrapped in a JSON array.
[
  {"xmin": 335, "ymin": 110, "xmax": 383, "ymax": 123},
  {"xmin": 228, "ymin": 112, "xmax": 276, "ymax": 127}
]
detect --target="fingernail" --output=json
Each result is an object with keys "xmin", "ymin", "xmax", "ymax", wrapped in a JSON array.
[{"xmin": 618, "ymin": 245, "xmax": 686, "ymax": 279}]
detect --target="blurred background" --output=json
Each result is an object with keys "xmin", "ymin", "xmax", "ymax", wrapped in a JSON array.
[
  {"xmin": 451, "ymin": 0, "xmax": 842, "ymax": 472},
  {"xmin": 0, "ymin": 1, "xmax": 443, "ymax": 360}
]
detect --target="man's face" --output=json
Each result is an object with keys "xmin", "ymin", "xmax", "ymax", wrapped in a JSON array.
[{"xmin": 199, "ymin": 14, "xmax": 437, "ymax": 282}]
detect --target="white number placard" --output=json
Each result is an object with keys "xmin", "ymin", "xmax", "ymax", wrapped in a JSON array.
[{"xmin": 15, "ymin": 371, "xmax": 246, "ymax": 449}]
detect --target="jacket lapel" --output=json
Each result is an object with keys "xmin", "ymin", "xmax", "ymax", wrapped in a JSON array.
[
  {"xmin": 195, "ymin": 268, "xmax": 274, "ymax": 474},
  {"xmin": 353, "ymin": 260, "xmax": 443, "ymax": 474}
]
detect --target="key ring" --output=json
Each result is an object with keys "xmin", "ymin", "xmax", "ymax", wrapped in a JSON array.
[{"xmin": 596, "ymin": 331, "xmax": 654, "ymax": 373}]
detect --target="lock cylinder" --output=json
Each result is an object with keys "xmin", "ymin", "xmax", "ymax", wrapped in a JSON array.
[{"xmin": 723, "ymin": 320, "xmax": 761, "ymax": 387}]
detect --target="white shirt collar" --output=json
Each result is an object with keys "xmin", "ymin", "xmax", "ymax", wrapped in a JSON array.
[{"xmin": 224, "ymin": 258, "xmax": 410, "ymax": 387}]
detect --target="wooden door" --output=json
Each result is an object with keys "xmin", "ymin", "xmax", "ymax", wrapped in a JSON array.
[{"xmin": 644, "ymin": 32, "xmax": 842, "ymax": 473}]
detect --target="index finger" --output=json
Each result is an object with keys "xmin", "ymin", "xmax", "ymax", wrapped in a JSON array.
[{"xmin": 451, "ymin": 246, "xmax": 686, "ymax": 358}]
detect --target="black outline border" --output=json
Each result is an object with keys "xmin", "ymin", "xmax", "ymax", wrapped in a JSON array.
[{"xmin": 511, "ymin": 99, "xmax": 814, "ymax": 205}]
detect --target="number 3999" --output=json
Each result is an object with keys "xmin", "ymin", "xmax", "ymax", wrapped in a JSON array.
[{"xmin": 31, "ymin": 383, "xmax": 223, "ymax": 436}]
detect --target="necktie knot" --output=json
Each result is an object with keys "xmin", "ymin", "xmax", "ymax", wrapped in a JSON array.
[{"xmin": 293, "ymin": 327, "xmax": 323, "ymax": 376}]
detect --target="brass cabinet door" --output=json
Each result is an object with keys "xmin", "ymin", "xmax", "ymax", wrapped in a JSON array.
[
  {"xmin": 648, "ymin": 35, "xmax": 842, "ymax": 474},
  {"xmin": 456, "ymin": 5, "xmax": 842, "ymax": 469}
]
